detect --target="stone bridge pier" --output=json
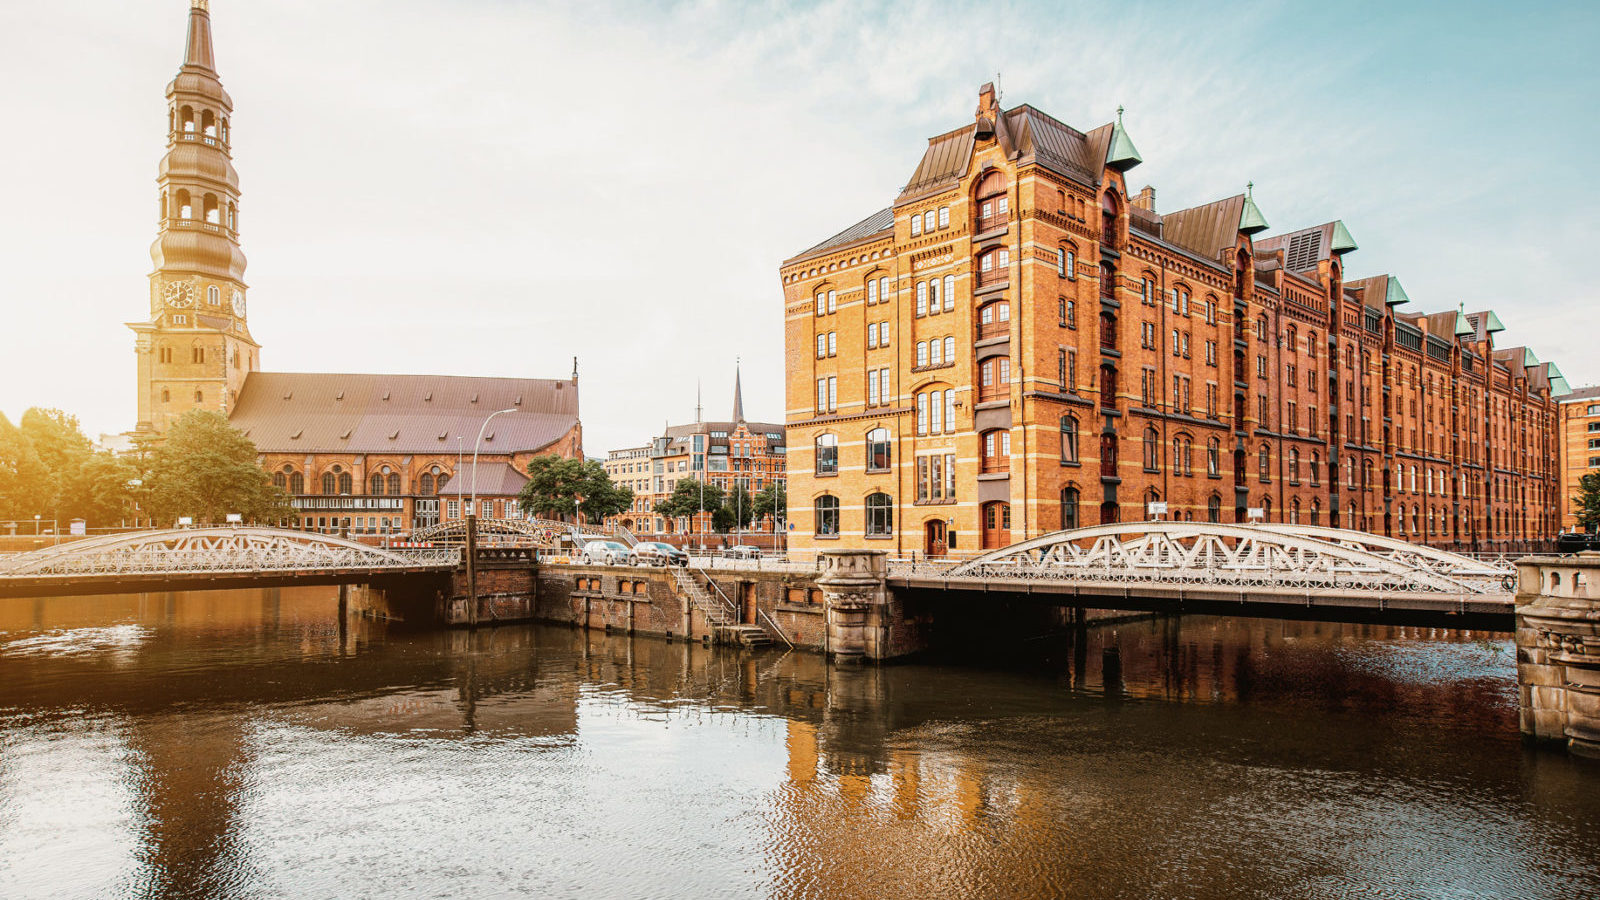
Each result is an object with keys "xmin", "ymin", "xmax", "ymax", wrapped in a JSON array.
[
  {"xmin": 1516, "ymin": 552, "xmax": 1600, "ymax": 756},
  {"xmin": 816, "ymin": 550, "xmax": 927, "ymax": 661}
]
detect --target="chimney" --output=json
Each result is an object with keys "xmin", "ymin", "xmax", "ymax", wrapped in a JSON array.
[
  {"xmin": 1131, "ymin": 185, "xmax": 1156, "ymax": 212},
  {"xmin": 975, "ymin": 83, "xmax": 998, "ymax": 139}
]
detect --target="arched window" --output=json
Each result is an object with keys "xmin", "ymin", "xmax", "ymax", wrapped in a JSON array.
[
  {"xmin": 206, "ymin": 285, "xmax": 220, "ymax": 305},
  {"xmin": 976, "ymin": 171, "xmax": 1008, "ymax": 232},
  {"xmin": 978, "ymin": 300, "xmax": 1010, "ymax": 338},
  {"xmin": 814, "ymin": 495, "xmax": 840, "ymax": 536},
  {"xmin": 203, "ymin": 193, "xmax": 219, "ymax": 224},
  {"xmin": 1143, "ymin": 427, "xmax": 1160, "ymax": 472},
  {"xmin": 338, "ymin": 472, "xmax": 353, "ymax": 495},
  {"xmin": 866, "ymin": 428, "xmax": 891, "ymax": 472},
  {"xmin": 1285, "ymin": 324, "xmax": 1297, "ymax": 350},
  {"xmin": 176, "ymin": 189, "xmax": 192, "ymax": 220},
  {"xmin": 1261, "ymin": 497, "xmax": 1272, "ymax": 522},
  {"xmin": 180, "ymin": 105, "xmax": 194, "ymax": 132},
  {"xmin": 289, "ymin": 471, "xmax": 304, "ymax": 495},
  {"xmin": 815, "ymin": 434, "xmax": 838, "ymax": 476},
  {"xmin": 1311, "ymin": 499, "xmax": 1321, "ymax": 526},
  {"xmin": 227, "ymin": 202, "xmax": 237, "ymax": 231},
  {"xmin": 1060, "ymin": 487, "xmax": 1079, "ymax": 530},
  {"xmin": 1259, "ymin": 444, "xmax": 1271, "ymax": 480},
  {"xmin": 981, "ymin": 429, "xmax": 1011, "ymax": 473},
  {"xmin": 1101, "ymin": 191, "xmax": 1119, "ymax": 245},
  {"xmin": 321, "ymin": 472, "xmax": 337, "ymax": 495},
  {"xmin": 977, "ymin": 249, "xmax": 1010, "ymax": 286},
  {"xmin": 419, "ymin": 472, "xmax": 435, "ymax": 495},
  {"xmin": 387, "ymin": 472, "xmax": 400, "ymax": 495},
  {"xmin": 437, "ymin": 472, "xmax": 449, "ymax": 492},
  {"xmin": 201, "ymin": 109, "xmax": 215, "ymax": 137},
  {"xmin": 1062, "ymin": 245, "xmax": 1077, "ymax": 281},
  {"xmin": 272, "ymin": 472, "xmax": 286, "ymax": 489},
  {"xmin": 1206, "ymin": 438, "xmax": 1220, "ymax": 477},
  {"xmin": 942, "ymin": 274, "xmax": 955, "ymax": 311},
  {"xmin": 194, "ymin": 389, "xmax": 203, "ymax": 403},
  {"xmin": 1289, "ymin": 448, "xmax": 1300, "ymax": 484},
  {"xmin": 1306, "ymin": 329, "xmax": 1317, "ymax": 358},
  {"xmin": 1291, "ymin": 498, "xmax": 1301, "ymax": 525},
  {"xmin": 1207, "ymin": 494, "xmax": 1222, "ymax": 523},
  {"xmin": 370, "ymin": 473, "xmax": 385, "ymax": 495},
  {"xmin": 1059, "ymin": 416, "xmax": 1078, "ymax": 463},
  {"xmin": 865, "ymin": 492, "xmax": 893, "ymax": 536}
]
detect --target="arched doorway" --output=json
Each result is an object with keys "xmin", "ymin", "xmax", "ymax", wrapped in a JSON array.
[
  {"xmin": 924, "ymin": 519, "xmax": 948, "ymax": 558},
  {"xmin": 980, "ymin": 501, "xmax": 1011, "ymax": 549}
]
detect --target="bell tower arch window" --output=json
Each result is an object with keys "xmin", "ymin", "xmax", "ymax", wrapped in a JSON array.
[{"xmin": 975, "ymin": 170, "xmax": 1008, "ymax": 233}]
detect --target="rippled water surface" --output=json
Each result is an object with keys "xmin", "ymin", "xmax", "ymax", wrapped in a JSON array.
[{"xmin": 1, "ymin": 587, "xmax": 1596, "ymax": 899}]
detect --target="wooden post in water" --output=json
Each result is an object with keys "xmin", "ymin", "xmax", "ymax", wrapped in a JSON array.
[{"xmin": 465, "ymin": 513, "xmax": 479, "ymax": 627}]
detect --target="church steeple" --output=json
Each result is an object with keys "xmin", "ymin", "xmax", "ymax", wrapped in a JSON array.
[
  {"xmin": 731, "ymin": 361, "xmax": 746, "ymax": 423},
  {"xmin": 129, "ymin": 0, "xmax": 258, "ymax": 434}
]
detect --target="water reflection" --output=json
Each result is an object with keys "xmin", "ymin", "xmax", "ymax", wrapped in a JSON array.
[{"xmin": 0, "ymin": 588, "xmax": 1595, "ymax": 900}]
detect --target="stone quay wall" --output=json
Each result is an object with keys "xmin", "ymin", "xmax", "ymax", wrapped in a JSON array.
[{"xmin": 1515, "ymin": 552, "xmax": 1600, "ymax": 756}]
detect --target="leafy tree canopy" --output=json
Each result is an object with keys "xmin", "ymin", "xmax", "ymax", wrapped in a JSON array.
[
  {"xmin": 654, "ymin": 478, "xmax": 722, "ymax": 523},
  {"xmin": 1574, "ymin": 473, "xmax": 1600, "ymax": 530},
  {"xmin": 0, "ymin": 413, "xmax": 50, "ymax": 522},
  {"xmin": 753, "ymin": 481, "xmax": 787, "ymax": 526},
  {"xmin": 143, "ymin": 410, "xmax": 297, "ymax": 525},
  {"xmin": 517, "ymin": 454, "xmax": 632, "ymax": 523}
]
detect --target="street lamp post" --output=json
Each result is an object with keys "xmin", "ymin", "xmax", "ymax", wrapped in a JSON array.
[{"xmin": 465, "ymin": 408, "xmax": 517, "ymax": 627}]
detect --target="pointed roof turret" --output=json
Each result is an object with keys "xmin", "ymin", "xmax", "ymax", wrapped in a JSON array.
[
  {"xmin": 1330, "ymin": 220, "xmax": 1358, "ymax": 254},
  {"xmin": 1384, "ymin": 277, "xmax": 1410, "ymax": 307},
  {"xmin": 1105, "ymin": 106, "xmax": 1142, "ymax": 172},
  {"xmin": 1239, "ymin": 182, "xmax": 1269, "ymax": 235},
  {"xmin": 731, "ymin": 361, "xmax": 746, "ymax": 423},
  {"xmin": 184, "ymin": 0, "xmax": 216, "ymax": 72}
]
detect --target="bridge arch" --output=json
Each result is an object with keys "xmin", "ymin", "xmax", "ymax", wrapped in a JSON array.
[
  {"xmin": 0, "ymin": 527, "xmax": 458, "ymax": 578},
  {"xmin": 943, "ymin": 522, "xmax": 1510, "ymax": 595}
]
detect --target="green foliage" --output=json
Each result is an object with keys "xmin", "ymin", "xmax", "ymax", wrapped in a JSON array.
[
  {"xmin": 653, "ymin": 478, "xmax": 722, "ymax": 524},
  {"xmin": 752, "ymin": 481, "xmax": 787, "ymax": 526},
  {"xmin": 0, "ymin": 413, "xmax": 50, "ymax": 522},
  {"xmin": 517, "ymin": 454, "xmax": 632, "ymax": 523},
  {"xmin": 721, "ymin": 482, "xmax": 754, "ymax": 532},
  {"xmin": 143, "ymin": 410, "xmax": 297, "ymax": 525},
  {"xmin": 1574, "ymin": 473, "xmax": 1600, "ymax": 529}
]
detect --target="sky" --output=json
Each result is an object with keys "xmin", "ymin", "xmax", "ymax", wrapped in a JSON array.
[{"xmin": 1, "ymin": 0, "xmax": 1596, "ymax": 455}]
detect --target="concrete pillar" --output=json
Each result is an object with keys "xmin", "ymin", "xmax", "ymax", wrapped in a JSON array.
[
  {"xmin": 817, "ymin": 549, "xmax": 891, "ymax": 661},
  {"xmin": 1515, "ymin": 552, "xmax": 1600, "ymax": 756}
]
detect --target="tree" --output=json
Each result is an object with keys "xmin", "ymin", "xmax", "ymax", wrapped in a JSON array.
[
  {"xmin": 143, "ymin": 410, "xmax": 297, "ymax": 525},
  {"xmin": 654, "ymin": 478, "xmax": 723, "ymax": 527},
  {"xmin": 16, "ymin": 407, "xmax": 138, "ymax": 526},
  {"xmin": 0, "ymin": 413, "xmax": 49, "ymax": 523},
  {"xmin": 1574, "ymin": 473, "xmax": 1600, "ymax": 531},
  {"xmin": 753, "ymin": 481, "xmax": 787, "ymax": 528},
  {"xmin": 721, "ymin": 482, "xmax": 754, "ymax": 532},
  {"xmin": 517, "ymin": 454, "xmax": 632, "ymax": 524}
]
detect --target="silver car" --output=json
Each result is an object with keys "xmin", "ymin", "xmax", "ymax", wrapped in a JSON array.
[{"xmin": 581, "ymin": 540, "xmax": 634, "ymax": 566}]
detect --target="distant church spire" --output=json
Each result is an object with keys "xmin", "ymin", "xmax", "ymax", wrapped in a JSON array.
[
  {"xmin": 130, "ymin": 0, "xmax": 257, "ymax": 433},
  {"xmin": 731, "ymin": 359, "xmax": 745, "ymax": 423},
  {"xmin": 184, "ymin": 1, "xmax": 216, "ymax": 72}
]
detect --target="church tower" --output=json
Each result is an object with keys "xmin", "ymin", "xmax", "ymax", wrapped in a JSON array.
[{"xmin": 130, "ymin": 0, "xmax": 258, "ymax": 433}]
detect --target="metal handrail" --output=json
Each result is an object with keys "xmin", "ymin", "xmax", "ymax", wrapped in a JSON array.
[{"xmin": 758, "ymin": 608, "xmax": 794, "ymax": 648}]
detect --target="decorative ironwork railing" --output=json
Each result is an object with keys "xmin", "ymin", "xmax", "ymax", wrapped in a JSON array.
[{"xmin": 0, "ymin": 527, "xmax": 460, "ymax": 578}]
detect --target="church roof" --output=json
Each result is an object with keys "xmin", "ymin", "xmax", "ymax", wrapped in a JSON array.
[
  {"xmin": 229, "ymin": 372, "xmax": 580, "ymax": 455},
  {"xmin": 437, "ymin": 462, "xmax": 529, "ymax": 497}
]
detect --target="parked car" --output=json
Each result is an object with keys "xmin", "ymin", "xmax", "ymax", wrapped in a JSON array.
[
  {"xmin": 1555, "ymin": 532, "xmax": 1600, "ymax": 554},
  {"xmin": 632, "ymin": 542, "xmax": 688, "ymax": 567},
  {"xmin": 581, "ymin": 540, "xmax": 634, "ymax": 566},
  {"xmin": 721, "ymin": 545, "xmax": 762, "ymax": 560}
]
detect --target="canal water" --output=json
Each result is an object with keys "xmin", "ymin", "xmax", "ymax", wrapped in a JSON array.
[{"xmin": 1, "ymin": 588, "xmax": 1596, "ymax": 899}]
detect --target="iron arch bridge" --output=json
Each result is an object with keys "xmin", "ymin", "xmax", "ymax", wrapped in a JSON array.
[
  {"xmin": 409, "ymin": 517, "xmax": 569, "ymax": 547},
  {"xmin": 941, "ymin": 522, "xmax": 1513, "ymax": 593},
  {"xmin": 895, "ymin": 522, "xmax": 1515, "ymax": 627},
  {"xmin": 0, "ymin": 527, "xmax": 459, "ymax": 596}
]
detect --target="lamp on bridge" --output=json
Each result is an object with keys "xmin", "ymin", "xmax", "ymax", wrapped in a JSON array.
[{"xmin": 465, "ymin": 407, "xmax": 519, "ymax": 627}]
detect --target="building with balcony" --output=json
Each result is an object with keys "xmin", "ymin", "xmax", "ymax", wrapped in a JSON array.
[{"xmin": 780, "ymin": 83, "xmax": 1564, "ymax": 558}]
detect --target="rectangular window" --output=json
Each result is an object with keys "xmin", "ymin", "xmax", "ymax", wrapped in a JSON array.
[
  {"xmin": 1058, "ymin": 348, "xmax": 1067, "ymax": 388},
  {"xmin": 867, "ymin": 279, "xmax": 877, "ymax": 305},
  {"xmin": 1171, "ymin": 329, "xmax": 1180, "ymax": 357},
  {"xmin": 867, "ymin": 323, "xmax": 878, "ymax": 348},
  {"xmin": 816, "ymin": 378, "xmax": 826, "ymax": 411},
  {"xmin": 929, "ymin": 339, "xmax": 942, "ymax": 366},
  {"xmin": 1057, "ymin": 248, "xmax": 1067, "ymax": 277},
  {"xmin": 911, "ymin": 215, "xmax": 921, "ymax": 235},
  {"xmin": 930, "ymin": 390, "xmax": 943, "ymax": 434},
  {"xmin": 942, "ymin": 276, "xmax": 955, "ymax": 312},
  {"xmin": 917, "ymin": 456, "xmax": 930, "ymax": 501},
  {"xmin": 916, "ymin": 282, "xmax": 927, "ymax": 317},
  {"xmin": 945, "ymin": 391, "xmax": 955, "ymax": 433},
  {"xmin": 1068, "ymin": 350, "xmax": 1077, "ymax": 392},
  {"xmin": 828, "ymin": 377, "xmax": 836, "ymax": 411},
  {"xmin": 828, "ymin": 332, "xmax": 837, "ymax": 356},
  {"xmin": 868, "ymin": 371, "xmax": 880, "ymax": 406},
  {"xmin": 939, "ymin": 206, "xmax": 950, "ymax": 228},
  {"xmin": 816, "ymin": 334, "xmax": 826, "ymax": 358},
  {"xmin": 1206, "ymin": 340, "xmax": 1216, "ymax": 366},
  {"xmin": 1066, "ymin": 300, "xmax": 1076, "ymax": 328},
  {"xmin": 943, "ymin": 336, "xmax": 953, "ymax": 363},
  {"xmin": 1257, "ymin": 355, "xmax": 1267, "ymax": 378},
  {"xmin": 924, "ymin": 210, "xmax": 935, "ymax": 232},
  {"xmin": 1181, "ymin": 332, "xmax": 1190, "ymax": 358},
  {"xmin": 1588, "ymin": 403, "xmax": 1600, "ymax": 415},
  {"xmin": 879, "ymin": 369, "xmax": 891, "ymax": 405},
  {"xmin": 917, "ymin": 342, "xmax": 928, "ymax": 367},
  {"xmin": 1259, "ymin": 394, "xmax": 1269, "ymax": 426},
  {"xmin": 827, "ymin": 290, "xmax": 836, "ymax": 314},
  {"xmin": 916, "ymin": 393, "xmax": 928, "ymax": 435},
  {"xmin": 879, "ymin": 322, "xmax": 890, "ymax": 347},
  {"xmin": 1287, "ymin": 364, "xmax": 1297, "ymax": 387}
]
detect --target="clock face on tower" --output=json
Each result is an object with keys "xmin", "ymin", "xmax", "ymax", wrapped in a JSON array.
[
  {"xmin": 232, "ymin": 289, "xmax": 245, "ymax": 317},
  {"xmin": 163, "ymin": 280, "xmax": 195, "ymax": 309}
]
